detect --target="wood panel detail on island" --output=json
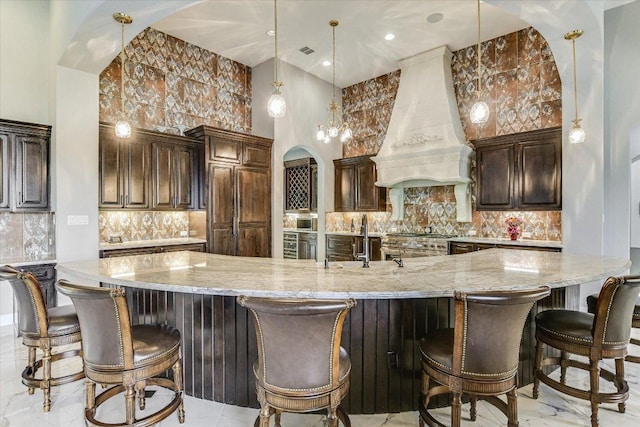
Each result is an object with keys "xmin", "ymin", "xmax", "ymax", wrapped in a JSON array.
[{"xmin": 56, "ymin": 250, "xmax": 630, "ymax": 414}]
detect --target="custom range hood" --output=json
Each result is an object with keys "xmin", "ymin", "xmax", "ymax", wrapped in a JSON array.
[{"xmin": 371, "ymin": 46, "xmax": 474, "ymax": 222}]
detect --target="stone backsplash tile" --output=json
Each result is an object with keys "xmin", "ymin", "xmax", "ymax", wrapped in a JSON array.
[
  {"xmin": 0, "ymin": 212, "xmax": 55, "ymax": 260},
  {"xmin": 99, "ymin": 27, "xmax": 251, "ymax": 135},
  {"xmin": 99, "ymin": 211, "xmax": 191, "ymax": 243}
]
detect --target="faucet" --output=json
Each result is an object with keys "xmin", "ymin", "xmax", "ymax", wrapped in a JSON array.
[
  {"xmin": 356, "ymin": 214, "xmax": 370, "ymax": 268},
  {"xmin": 393, "ymin": 249, "xmax": 404, "ymax": 268}
]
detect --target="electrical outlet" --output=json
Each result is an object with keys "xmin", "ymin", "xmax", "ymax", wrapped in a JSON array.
[
  {"xmin": 522, "ymin": 232, "xmax": 532, "ymax": 238},
  {"xmin": 180, "ymin": 230, "xmax": 188, "ymax": 237},
  {"xmin": 468, "ymin": 230, "xmax": 477, "ymax": 236}
]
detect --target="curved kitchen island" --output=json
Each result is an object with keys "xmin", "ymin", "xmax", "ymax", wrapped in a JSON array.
[{"xmin": 57, "ymin": 249, "xmax": 630, "ymax": 414}]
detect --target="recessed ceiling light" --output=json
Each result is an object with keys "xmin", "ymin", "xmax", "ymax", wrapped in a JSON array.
[
  {"xmin": 322, "ymin": 60, "xmax": 331, "ymax": 67},
  {"xmin": 384, "ymin": 33, "xmax": 396, "ymax": 41},
  {"xmin": 426, "ymin": 13, "xmax": 444, "ymax": 24},
  {"xmin": 266, "ymin": 30, "xmax": 275, "ymax": 37}
]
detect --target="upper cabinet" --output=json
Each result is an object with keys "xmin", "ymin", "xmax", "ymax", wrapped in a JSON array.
[
  {"xmin": 334, "ymin": 155, "xmax": 386, "ymax": 212},
  {"xmin": 0, "ymin": 119, "xmax": 51, "ymax": 211},
  {"xmin": 473, "ymin": 127, "xmax": 561, "ymax": 211},
  {"xmin": 284, "ymin": 157, "xmax": 317, "ymax": 213},
  {"xmin": 99, "ymin": 122, "xmax": 202, "ymax": 210}
]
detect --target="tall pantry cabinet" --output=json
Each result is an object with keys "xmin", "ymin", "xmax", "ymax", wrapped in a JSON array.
[{"xmin": 186, "ymin": 126, "xmax": 272, "ymax": 257}]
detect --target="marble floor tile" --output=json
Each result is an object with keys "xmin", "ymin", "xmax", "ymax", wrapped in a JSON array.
[{"xmin": 2, "ymin": 324, "xmax": 640, "ymax": 426}]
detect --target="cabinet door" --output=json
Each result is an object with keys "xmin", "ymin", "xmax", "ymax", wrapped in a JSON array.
[
  {"xmin": 448, "ymin": 242, "xmax": 476, "ymax": 254},
  {"xmin": 14, "ymin": 135, "xmax": 48, "ymax": 209},
  {"xmin": 326, "ymin": 235, "xmax": 354, "ymax": 261},
  {"xmin": 476, "ymin": 144, "xmax": 516, "ymax": 210},
  {"xmin": 151, "ymin": 143, "xmax": 175, "ymax": 209},
  {"xmin": 236, "ymin": 167, "xmax": 271, "ymax": 257},
  {"xmin": 334, "ymin": 163, "xmax": 355, "ymax": 212},
  {"xmin": 310, "ymin": 164, "xmax": 318, "ymax": 213},
  {"xmin": 208, "ymin": 164, "xmax": 235, "ymax": 255},
  {"xmin": 99, "ymin": 134, "xmax": 123, "ymax": 208},
  {"xmin": 355, "ymin": 160, "xmax": 384, "ymax": 211},
  {"xmin": 123, "ymin": 141, "xmax": 150, "ymax": 209},
  {"xmin": 197, "ymin": 145, "xmax": 206, "ymax": 210},
  {"xmin": 0, "ymin": 132, "xmax": 9, "ymax": 210},
  {"xmin": 174, "ymin": 144, "xmax": 197, "ymax": 210},
  {"xmin": 518, "ymin": 137, "xmax": 561, "ymax": 210}
]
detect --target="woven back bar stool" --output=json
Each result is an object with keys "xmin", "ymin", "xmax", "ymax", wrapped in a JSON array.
[
  {"xmin": 0, "ymin": 265, "xmax": 84, "ymax": 412},
  {"xmin": 418, "ymin": 286, "xmax": 550, "ymax": 427},
  {"xmin": 533, "ymin": 275, "xmax": 640, "ymax": 427},
  {"xmin": 238, "ymin": 296, "xmax": 356, "ymax": 427},
  {"xmin": 57, "ymin": 279, "xmax": 185, "ymax": 427}
]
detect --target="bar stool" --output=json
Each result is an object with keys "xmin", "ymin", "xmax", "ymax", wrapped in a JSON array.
[
  {"xmin": 237, "ymin": 296, "xmax": 356, "ymax": 427},
  {"xmin": 57, "ymin": 280, "xmax": 185, "ymax": 427},
  {"xmin": 587, "ymin": 292, "xmax": 640, "ymax": 363},
  {"xmin": 418, "ymin": 286, "xmax": 550, "ymax": 427},
  {"xmin": 533, "ymin": 275, "xmax": 640, "ymax": 427},
  {"xmin": 0, "ymin": 265, "xmax": 84, "ymax": 412}
]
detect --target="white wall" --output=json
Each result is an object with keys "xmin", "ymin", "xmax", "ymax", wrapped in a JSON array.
[{"xmin": 253, "ymin": 59, "xmax": 342, "ymax": 260}]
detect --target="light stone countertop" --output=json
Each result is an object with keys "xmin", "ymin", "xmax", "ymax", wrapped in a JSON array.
[
  {"xmin": 0, "ymin": 256, "xmax": 57, "ymax": 267},
  {"xmin": 447, "ymin": 236, "xmax": 563, "ymax": 248},
  {"xmin": 56, "ymin": 249, "xmax": 630, "ymax": 300},
  {"xmin": 99, "ymin": 238, "xmax": 207, "ymax": 251}
]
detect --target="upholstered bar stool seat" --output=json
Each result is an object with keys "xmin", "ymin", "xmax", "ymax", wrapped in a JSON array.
[
  {"xmin": 57, "ymin": 280, "xmax": 185, "ymax": 427},
  {"xmin": 533, "ymin": 275, "xmax": 640, "ymax": 427},
  {"xmin": 418, "ymin": 286, "xmax": 550, "ymax": 427},
  {"xmin": 587, "ymin": 293, "xmax": 640, "ymax": 363},
  {"xmin": 238, "ymin": 296, "xmax": 356, "ymax": 427},
  {"xmin": 0, "ymin": 265, "xmax": 84, "ymax": 412}
]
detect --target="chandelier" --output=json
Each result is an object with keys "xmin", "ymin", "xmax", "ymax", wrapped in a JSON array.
[
  {"xmin": 469, "ymin": 0, "xmax": 489, "ymax": 124},
  {"xmin": 113, "ymin": 12, "xmax": 133, "ymax": 138},
  {"xmin": 315, "ymin": 20, "xmax": 352, "ymax": 144},
  {"xmin": 565, "ymin": 29, "xmax": 585, "ymax": 144},
  {"xmin": 267, "ymin": 0, "xmax": 286, "ymax": 118}
]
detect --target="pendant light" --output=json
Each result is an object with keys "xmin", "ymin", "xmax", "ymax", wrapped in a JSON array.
[
  {"xmin": 565, "ymin": 29, "xmax": 585, "ymax": 144},
  {"xmin": 469, "ymin": 0, "xmax": 489, "ymax": 124},
  {"xmin": 315, "ymin": 20, "xmax": 352, "ymax": 144},
  {"xmin": 113, "ymin": 12, "xmax": 133, "ymax": 138},
  {"xmin": 267, "ymin": 0, "xmax": 286, "ymax": 118}
]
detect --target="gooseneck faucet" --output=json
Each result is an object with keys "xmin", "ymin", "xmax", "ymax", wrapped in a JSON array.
[{"xmin": 356, "ymin": 214, "xmax": 370, "ymax": 268}]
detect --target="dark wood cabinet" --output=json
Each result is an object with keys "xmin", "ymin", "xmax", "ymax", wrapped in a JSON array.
[
  {"xmin": 298, "ymin": 232, "xmax": 317, "ymax": 260},
  {"xmin": 187, "ymin": 126, "xmax": 272, "ymax": 257},
  {"xmin": 99, "ymin": 242, "xmax": 206, "ymax": 258},
  {"xmin": 473, "ymin": 127, "xmax": 561, "ymax": 211},
  {"xmin": 0, "ymin": 119, "xmax": 51, "ymax": 211},
  {"xmin": 334, "ymin": 155, "xmax": 385, "ymax": 212},
  {"xmin": 16, "ymin": 263, "xmax": 57, "ymax": 308},
  {"xmin": 99, "ymin": 123, "xmax": 203, "ymax": 211},
  {"xmin": 447, "ymin": 240, "xmax": 561, "ymax": 254},
  {"xmin": 325, "ymin": 234, "xmax": 382, "ymax": 262},
  {"xmin": 284, "ymin": 158, "xmax": 317, "ymax": 213},
  {"xmin": 151, "ymin": 142, "xmax": 197, "ymax": 210}
]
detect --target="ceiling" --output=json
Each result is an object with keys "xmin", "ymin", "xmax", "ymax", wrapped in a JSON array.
[{"xmin": 151, "ymin": 0, "xmax": 531, "ymax": 88}]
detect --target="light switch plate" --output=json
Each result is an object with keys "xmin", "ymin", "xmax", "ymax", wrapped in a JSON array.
[
  {"xmin": 521, "ymin": 231, "xmax": 532, "ymax": 238},
  {"xmin": 468, "ymin": 230, "xmax": 477, "ymax": 236},
  {"xmin": 180, "ymin": 230, "xmax": 188, "ymax": 237},
  {"xmin": 67, "ymin": 215, "xmax": 89, "ymax": 226}
]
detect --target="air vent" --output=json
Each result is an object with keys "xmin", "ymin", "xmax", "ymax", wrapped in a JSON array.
[{"xmin": 298, "ymin": 46, "xmax": 315, "ymax": 55}]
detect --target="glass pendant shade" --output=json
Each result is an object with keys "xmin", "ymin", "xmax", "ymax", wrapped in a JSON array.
[
  {"xmin": 340, "ymin": 126, "xmax": 352, "ymax": 143},
  {"xmin": 569, "ymin": 124, "xmax": 586, "ymax": 144},
  {"xmin": 267, "ymin": 88, "xmax": 286, "ymax": 118},
  {"xmin": 114, "ymin": 119, "xmax": 132, "ymax": 138},
  {"xmin": 470, "ymin": 100, "xmax": 490, "ymax": 124},
  {"xmin": 328, "ymin": 125, "xmax": 339, "ymax": 138},
  {"xmin": 316, "ymin": 126, "xmax": 326, "ymax": 141}
]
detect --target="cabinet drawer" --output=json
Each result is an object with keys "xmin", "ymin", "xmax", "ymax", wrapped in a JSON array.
[{"xmin": 19, "ymin": 263, "xmax": 55, "ymax": 280}]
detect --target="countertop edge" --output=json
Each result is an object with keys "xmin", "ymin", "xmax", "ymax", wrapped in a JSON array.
[{"xmin": 99, "ymin": 238, "xmax": 207, "ymax": 251}]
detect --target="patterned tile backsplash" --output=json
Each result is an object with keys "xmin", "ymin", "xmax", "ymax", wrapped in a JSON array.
[
  {"xmin": 98, "ymin": 211, "xmax": 191, "ymax": 243},
  {"xmin": 99, "ymin": 27, "xmax": 252, "ymax": 135},
  {"xmin": 325, "ymin": 187, "xmax": 561, "ymax": 241},
  {"xmin": 0, "ymin": 213, "xmax": 56, "ymax": 260}
]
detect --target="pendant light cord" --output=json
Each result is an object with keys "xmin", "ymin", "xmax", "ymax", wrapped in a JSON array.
[
  {"xmin": 476, "ymin": 0, "xmax": 481, "ymax": 97},
  {"xmin": 273, "ymin": 0, "xmax": 279, "ymax": 83},
  {"xmin": 571, "ymin": 38, "xmax": 578, "ymax": 121},
  {"xmin": 120, "ymin": 20, "xmax": 125, "ymax": 116}
]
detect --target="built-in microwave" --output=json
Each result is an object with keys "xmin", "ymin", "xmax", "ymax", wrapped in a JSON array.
[{"xmin": 296, "ymin": 218, "xmax": 317, "ymax": 230}]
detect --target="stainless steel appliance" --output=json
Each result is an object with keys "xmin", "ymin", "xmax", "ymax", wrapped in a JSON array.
[
  {"xmin": 283, "ymin": 232, "xmax": 298, "ymax": 259},
  {"xmin": 296, "ymin": 217, "xmax": 317, "ymax": 231},
  {"xmin": 381, "ymin": 233, "xmax": 453, "ymax": 259}
]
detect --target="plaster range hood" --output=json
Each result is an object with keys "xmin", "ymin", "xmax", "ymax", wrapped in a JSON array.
[{"xmin": 371, "ymin": 46, "xmax": 474, "ymax": 222}]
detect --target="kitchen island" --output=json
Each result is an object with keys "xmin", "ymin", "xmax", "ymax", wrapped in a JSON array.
[{"xmin": 57, "ymin": 250, "xmax": 630, "ymax": 414}]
